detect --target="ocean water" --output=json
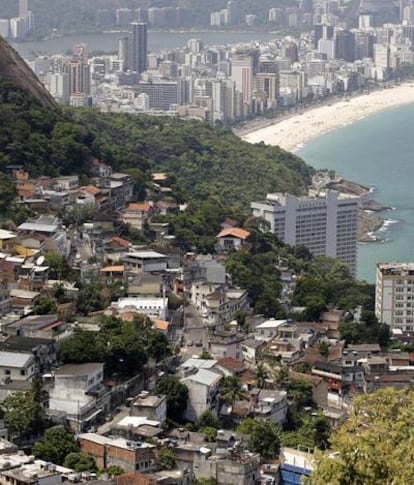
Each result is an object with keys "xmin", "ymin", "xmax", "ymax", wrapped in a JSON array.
[{"xmin": 298, "ymin": 103, "xmax": 414, "ymax": 282}]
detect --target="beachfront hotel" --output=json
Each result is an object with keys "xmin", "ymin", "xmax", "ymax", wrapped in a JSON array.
[
  {"xmin": 251, "ymin": 190, "xmax": 359, "ymax": 275},
  {"xmin": 375, "ymin": 263, "xmax": 414, "ymax": 333}
]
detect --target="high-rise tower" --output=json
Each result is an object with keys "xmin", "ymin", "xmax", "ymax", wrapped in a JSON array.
[{"xmin": 129, "ymin": 22, "xmax": 147, "ymax": 74}]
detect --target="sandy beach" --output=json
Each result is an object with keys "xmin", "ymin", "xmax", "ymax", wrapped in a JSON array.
[{"xmin": 241, "ymin": 84, "xmax": 414, "ymax": 152}]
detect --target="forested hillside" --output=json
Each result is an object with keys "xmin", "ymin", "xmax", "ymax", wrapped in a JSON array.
[
  {"xmin": 0, "ymin": 80, "xmax": 313, "ymax": 210},
  {"xmin": 71, "ymin": 109, "xmax": 313, "ymax": 208}
]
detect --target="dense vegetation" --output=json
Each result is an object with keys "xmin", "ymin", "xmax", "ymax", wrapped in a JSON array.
[
  {"xmin": 59, "ymin": 315, "xmax": 171, "ymax": 378},
  {"xmin": 311, "ymin": 388, "xmax": 414, "ymax": 484},
  {"xmin": 0, "ymin": 81, "xmax": 312, "ymax": 207},
  {"xmin": 71, "ymin": 108, "xmax": 313, "ymax": 208},
  {"xmin": 0, "ymin": 81, "xmax": 95, "ymax": 177}
]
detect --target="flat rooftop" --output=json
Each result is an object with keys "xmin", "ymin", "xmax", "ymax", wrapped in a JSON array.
[
  {"xmin": 132, "ymin": 394, "xmax": 166, "ymax": 408},
  {"xmin": 55, "ymin": 363, "xmax": 103, "ymax": 377},
  {"xmin": 378, "ymin": 262, "xmax": 414, "ymax": 274},
  {"xmin": 123, "ymin": 250, "xmax": 166, "ymax": 259}
]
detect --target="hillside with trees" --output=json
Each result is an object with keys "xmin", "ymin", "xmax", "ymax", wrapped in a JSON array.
[
  {"xmin": 0, "ymin": 79, "xmax": 313, "ymax": 211},
  {"xmin": 311, "ymin": 387, "xmax": 414, "ymax": 484}
]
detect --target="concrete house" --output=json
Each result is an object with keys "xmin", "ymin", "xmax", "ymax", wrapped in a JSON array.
[
  {"xmin": 48, "ymin": 363, "xmax": 110, "ymax": 431},
  {"xmin": 130, "ymin": 391, "xmax": 167, "ymax": 424},
  {"xmin": 122, "ymin": 251, "xmax": 167, "ymax": 273},
  {"xmin": 0, "ymin": 351, "xmax": 37, "ymax": 383},
  {"xmin": 216, "ymin": 227, "xmax": 250, "ymax": 251},
  {"xmin": 255, "ymin": 319, "xmax": 288, "ymax": 341},
  {"xmin": 3, "ymin": 314, "xmax": 62, "ymax": 339},
  {"xmin": 122, "ymin": 202, "xmax": 153, "ymax": 231},
  {"xmin": 208, "ymin": 332, "xmax": 244, "ymax": 361},
  {"xmin": 249, "ymin": 389, "xmax": 288, "ymax": 425},
  {"xmin": 110, "ymin": 172, "xmax": 134, "ymax": 208},
  {"xmin": 181, "ymin": 368, "xmax": 222, "ymax": 423},
  {"xmin": 0, "ymin": 336, "xmax": 57, "ymax": 373},
  {"xmin": 17, "ymin": 215, "xmax": 71, "ymax": 258},
  {"xmin": 78, "ymin": 433, "xmax": 155, "ymax": 472},
  {"xmin": 241, "ymin": 338, "xmax": 265, "ymax": 363}
]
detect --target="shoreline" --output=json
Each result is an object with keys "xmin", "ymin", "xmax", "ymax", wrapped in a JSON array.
[{"xmin": 240, "ymin": 83, "xmax": 414, "ymax": 152}]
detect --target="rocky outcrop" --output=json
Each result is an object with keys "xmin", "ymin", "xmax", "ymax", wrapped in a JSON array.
[{"xmin": 0, "ymin": 35, "xmax": 56, "ymax": 109}]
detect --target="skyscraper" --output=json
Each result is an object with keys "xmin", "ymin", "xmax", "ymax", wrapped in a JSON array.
[
  {"xmin": 129, "ymin": 22, "xmax": 147, "ymax": 74},
  {"xmin": 335, "ymin": 30, "xmax": 355, "ymax": 62},
  {"xmin": 118, "ymin": 36, "xmax": 130, "ymax": 71},
  {"xmin": 69, "ymin": 58, "xmax": 90, "ymax": 96},
  {"xmin": 231, "ymin": 51, "xmax": 258, "ymax": 105},
  {"xmin": 314, "ymin": 24, "xmax": 334, "ymax": 49}
]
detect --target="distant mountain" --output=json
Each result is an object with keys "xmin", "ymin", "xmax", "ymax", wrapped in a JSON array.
[{"xmin": 0, "ymin": 36, "xmax": 56, "ymax": 109}]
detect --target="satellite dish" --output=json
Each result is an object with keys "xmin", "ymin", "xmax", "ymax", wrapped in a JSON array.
[{"xmin": 36, "ymin": 255, "xmax": 45, "ymax": 266}]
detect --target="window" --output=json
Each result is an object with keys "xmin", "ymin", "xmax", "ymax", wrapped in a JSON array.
[
  {"xmin": 4, "ymin": 370, "xmax": 10, "ymax": 375},
  {"xmin": 20, "ymin": 369, "xmax": 25, "ymax": 376}
]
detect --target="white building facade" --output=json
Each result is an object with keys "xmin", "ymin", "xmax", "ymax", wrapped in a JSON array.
[
  {"xmin": 375, "ymin": 262, "xmax": 414, "ymax": 332},
  {"xmin": 251, "ymin": 191, "xmax": 359, "ymax": 275}
]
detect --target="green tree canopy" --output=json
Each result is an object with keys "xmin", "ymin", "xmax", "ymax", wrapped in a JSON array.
[
  {"xmin": 310, "ymin": 388, "xmax": 414, "ymax": 484},
  {"xmin": 154, "ymin": 375, "xmax": 188, "ymax": 423},
  {"xmin": 59, "ymin": 316, "xmax": 170, "ymax": 379},
  {"xmin": 197, "ymin": 410, "xmax": 219, "ymax": 430},
  {"xmin": 31, "ymin": 295, "xmax": 58, "ymax": 315},
  {"xmin": 63, "ymin": 452, "xmax": 97, "ymax": 472},
  {"xmin": 32, "ymin": 427, "xmax": 79, "ymax": 465},
  {"xmin": 238, "ymin": 419, "xmax": 281, "ymax": 461},
  {"xmin": 3, "ymin": 391, "xmax": 46, "ymax": 439},
  {"xmin": 156, "ymin": 448, "xmax": 176, "ymax": 471},
  {"xmin": 221, "ymin": 374, "xmax": 248, "ymax": 408},
  {"xmin": 104, "ymin": 465, "xmax": 125, "ymax": 477},
  {"xmin": 0, "ymin": 171, "xmax": 16, "ymax": 214}
]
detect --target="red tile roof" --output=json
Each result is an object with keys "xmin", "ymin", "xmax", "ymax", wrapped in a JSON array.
[
  {"xmin": 217, "ymin": 357, "xmax": 246, "ymax": 373},
  {"xmin": 109, "ymin": 236, "xmax": 129, "ymax": 248},
  {"xmin": 81, "ymin": 185, "xmax": 100, "ymax": 195},
  {"xmin": 216, "ymin": 227, "xmax": 250, "ymax": 240},
  {"xmin": 128, "ymin": 202, "xmax": 151, "ymax": 211}
]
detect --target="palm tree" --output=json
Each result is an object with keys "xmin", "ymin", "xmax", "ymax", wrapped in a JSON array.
[
  {"xmin": 274, "ymin": 365, "xmax": 290, "ymax": 390},
  {"xmin": 221, "ymin": 374, "xmax": 248, "ymax": 411},
  {"xmin": 255, "ymin": 363, "xmax": 268, "ymax": 389}
]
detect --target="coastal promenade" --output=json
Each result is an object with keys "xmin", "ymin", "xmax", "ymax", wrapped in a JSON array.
[{"xmin": 240, "ymin": 83, "xmax": 414, "ymax": 151}]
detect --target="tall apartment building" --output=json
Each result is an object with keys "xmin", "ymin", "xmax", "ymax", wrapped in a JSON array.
[
  {"xmin": 129, "ymin": 22, "xmax": 147, "ymax": 74},
  {"xmin": 231, "ymin": 52, "xmax": 255, "ymax": 105},
  {"xmin": 375, "ymin": 263, "xmax": 414, "ymax": 332},
  {"xmin": 314, "ymin": 24, "xmax": 334, "ymax": 49},
  {"xmin": 136, "ymin": 81, "xmax": 179, "ymax": 110},
  {"xmin": 335, "ymin": 30, "xmax": 355, "ymax": 62},
  {"xmin": 374, "ymin": 43, "xmax": 390, "ymax": 69},
  {"xmin": 69, "ymin": 58, "xmax": 90, "ymax": 95},
  {"xmin": 256, "ymin": 73, "xmax": 279, "ymax": 108},
  {"xmin": 251, "ymin": 191, "xmax": 359, "ymax": 274},
  {"xmin": 354, "ymin": 31, "xmax": 375, "ymax": 60}
]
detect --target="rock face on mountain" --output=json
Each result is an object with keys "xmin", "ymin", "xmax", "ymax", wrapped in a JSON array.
[{"xmin": 0, "ymin": 36, "xmax": 56, "ymax": 109}]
